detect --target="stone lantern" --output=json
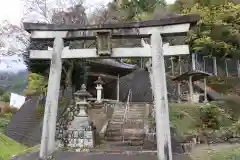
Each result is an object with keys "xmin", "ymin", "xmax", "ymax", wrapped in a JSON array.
[
  {"xmin": 66, "ymin": 84, "xmax": 95, "ymax": 150},
  {"xmin": 72, "ymin": 84, "xmax": 92, "ymax": 129},
  {"xmin": 74, "ymin": 84, "xmax": 91, "ymax": 116},
  {"xmin": 94, "ymin": 76, "xmax": 105, "ymax": 103}
]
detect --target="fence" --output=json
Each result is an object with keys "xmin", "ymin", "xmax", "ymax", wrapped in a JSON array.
[{"xmin": 163, "ymin": 54, "xmax": 240, "ymax": 78}]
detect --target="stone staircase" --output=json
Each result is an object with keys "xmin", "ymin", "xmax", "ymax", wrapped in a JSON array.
[{"xmin": 105, "ymin": 103, "xmax": 149, "ymax": 146}]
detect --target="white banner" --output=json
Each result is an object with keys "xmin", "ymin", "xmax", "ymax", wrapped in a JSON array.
[{"xmin": 10, "ymin": 93, "xmax": 26, "ymax": 109}]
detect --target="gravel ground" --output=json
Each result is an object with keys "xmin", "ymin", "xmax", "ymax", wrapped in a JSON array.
[{"xmin": 13, "ymin": 151, "xmax": 192, "ymax": 160}]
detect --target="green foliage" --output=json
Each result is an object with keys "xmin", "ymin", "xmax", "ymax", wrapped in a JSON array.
[
  {"xmin": 0, "ymin": 113, "xmax": 12, "ymax": 133},
  {"xmin": 210, "ymin": 146, "xmax": 240, "ymax": 160},
  {"xmin": 180, "ymin": 3, "xmax": 240, "ymax": 57},
  {"xmin": 216, "ymin": 95, "xmax": 240, "ymax": 120},
  {"xmin": 198, "ymin": 104, "xmax": 234, "ymax": 130},
  {"xmin": 118, "ymin": 0, "xmax": 166, "ymax": 20},
  {"xmin": 25, "ymin": 73, "xmax": 47, "ymax": 96},
  {"xmin": 169, "ymin": 103, "xmax": 236, "ymax": 140},
  {"xmin": 0, "ymin": 118, "xmax": 9, "ymax": 133},
  {"xmin": 169, "ymin": 103, "xmax": 201, "ymax": 135},
  {"xmin": 1, "ymin": 93, "xmax": 10, "ymax": 102},
  {"xmin": 199, "ymin": 104, "xmax": 223, "ymax": 129},
  {"xmin": 34, "ymin": 106, "xmax": 44, "ymax": 118},
  {"xmin": 0, "ymin": 133, "xmax": 26, "ymax": 160},
  {"xmin": 0, "ymin": 89, "xmax": 4, "ymax": 96}
]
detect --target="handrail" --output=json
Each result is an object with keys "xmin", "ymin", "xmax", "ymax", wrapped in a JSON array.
[
  {"xmin": 122, "ymin": 89, "xmax": 132, "ymax": 142},
  {"xmin": 125, "ymin": 89, "xmax": 132, "ymax": 121}
]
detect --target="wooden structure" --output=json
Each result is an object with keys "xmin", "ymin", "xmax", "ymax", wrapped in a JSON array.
[
  {"xmin": 172, "ymin": 70, "xmax": 211, "ymax": 103},
  {"xmin": 23, "ymin": 14, "xmax": 199, "ymax": 160}
]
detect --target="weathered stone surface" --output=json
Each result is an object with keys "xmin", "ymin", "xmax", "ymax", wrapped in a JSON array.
[{"xmin": 13, "ymin": 151, "xmax": 193, "ymax": 160}]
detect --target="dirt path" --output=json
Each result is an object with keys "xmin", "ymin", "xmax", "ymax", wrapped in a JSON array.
[{"xmin": 190, "ymin": 143, "xmax": 240, "ymax": 160}]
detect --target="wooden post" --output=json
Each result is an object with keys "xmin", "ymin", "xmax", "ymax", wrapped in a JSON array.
[
  {"xmin": 151, "ymin": 29, "xmax": 172, "ymax": 160},
  {"xmin": 213, "ymin": 57, "xmax": 217, "ymax": 76},
  {"xmin": 225, "ymin": 59, "xmax": 229, "ymax": 77},
  {"xmin": 177, "ymin": 56, "xmax": 182, "ymax": 103},
  {"xmin": 192, "ymin": 53, "xmax": 196, "ymax": 71},
  {"xmin": 237, "ymin": 60, "xmax": 240, "ymax": 78},
  {"xmin": 117, "ymin": 74, "xmax": 120, "ymax": 102},
  {"xmin": 40, "ymin": 37, "xmax": 63, "ymax": 159},
  {"xmin": 170, "ymin": 56, "xmax": 174, "ymax": 76},
  {"xmin": 203, "ymin": 57, "xmax": 206, "ymax": 72},
  {"xmin": 141, "ymin": 58, "xmax": 144, "ymax": 68},
  {"xmin": 203, "ymin": 78, "xmax": 208, "ymax": 103},
  {"xmin": 189, "ymin": 76, "xmax": 193, "ymax": 103}
]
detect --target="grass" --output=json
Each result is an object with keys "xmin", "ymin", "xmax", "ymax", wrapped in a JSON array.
[
  {"xmin": 190, "ymin": 144, "xmax": 240, "ymax": 160},
  {"xmin": 207, "ymin": 76, "xmax": 240, "ymax": 94},
  {"xmin": 0, "ymin": 133, "xmax": 40, "ymax": 160},
  {"xmin": 211, "ymin": 148, "xmax": 240, "ymax": 160},
  {"xmin": 0, "ymin": 118, "xmax": 9, "ymax": 133},
  {"xmin": 169, "ymin": 103, "xmax": 201, "ymax": 136},
  {"xmin": 0, "ymin": 133, "xmax": 26, "ymax": 160},
  {"xmin": 0, "ymin": 114, "xmax": 12, "ymax": 133}
]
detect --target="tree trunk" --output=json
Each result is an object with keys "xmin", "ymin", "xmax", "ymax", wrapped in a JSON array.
[{"xmin": 64, "ymin": 62, "xmax": 74, "ymax": 90}]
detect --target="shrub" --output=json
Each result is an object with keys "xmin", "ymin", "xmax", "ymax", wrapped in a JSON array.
[
  {"xmin": 198, "ymin": 103, "xmax": 233, "ymax": 130},
  {"xmin": 1, "ymin": 93, "xmax": 10, "ymax": 102},
  {"xmin": 0, "ymin": 118, "xmax": 10, "ymax": 132},
  {"xmin": 2, "ymin": 113, "xmax": 13, "ymax": 120},
  {"xmin": 217, "ymin": 96, "xmax": 240, "ymax": 120},
  {"xmin": 0, "ymin": 88, "xmax": 4, "ymax": 96},
  {"xmin": 35, "ymin": 105, "xmax": 45, "ymax": 117},
  {"xmin": 2, "ymin": 104, "xmax": 19, "ymax": 114}
]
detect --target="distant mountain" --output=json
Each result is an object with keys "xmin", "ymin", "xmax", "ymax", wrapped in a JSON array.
[
  {"xmin": 0, "ymin": 55, "xmax": 28, "ymax": 95},
  {"xmin": 0, "ymin": 69, "xmax": 28, "ymax": 95}
]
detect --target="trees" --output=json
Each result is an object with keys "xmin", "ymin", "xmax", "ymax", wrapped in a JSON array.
[
  {"xmin": 117, "ymin": 0, "xmax": 167, "ymax": 21},
  {"xmin": 0, "ymin": 21, "xmax": 29, "ymax": 59},
  {"xmin": 22, "ymin": 0, "xmax": 88, "ymax": 89},
  {"xmin": 171, "ymin": 1, "xmax": 240, "ymax": 58},
  {"xmin": 24, "ymin": 73, "xmax": 47, "ymax": 96}
]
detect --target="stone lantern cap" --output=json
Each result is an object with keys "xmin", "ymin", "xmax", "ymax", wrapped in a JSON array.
[
  {"xmin": 94, "ymin": 76, "xmax": 105, "ymax": 85},
  {"xmin": 74, "ymin": 84, "xmax": 92, "ymax": 97}
]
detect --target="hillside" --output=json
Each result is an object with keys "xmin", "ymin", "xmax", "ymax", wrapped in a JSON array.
[{"xmin": 0, "ymin": 70, "xmax": 28, "ymax": 95}]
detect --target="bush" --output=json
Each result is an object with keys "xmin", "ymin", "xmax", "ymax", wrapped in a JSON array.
[
  {"xmin": 0, "ymin": 118, "xmax": 10, "ymax": 132},
  {"xmin": 199, "ymin": 103, "xmax": 233, "ymax": 130},
  {"xmin": 25, "ymin": 73, "xmax": 47, "ymax": 97},
  {"xmin": 0, "ymin": 88, "xmax": 4, "ymax": 96},
  {"xmin": 2, "ymin": 104, "xmax": 19, "ymax": 114},
  {"xmin": 231, "ymin": 120, "xmax": 240, "ymax": 134},
  {"xmin": 217, "ymin": 96, "xmax": 240, "ymax": 120},
  {"xmin": 1, "ymin": 93, "xmax": 10, "ymax": 102}
]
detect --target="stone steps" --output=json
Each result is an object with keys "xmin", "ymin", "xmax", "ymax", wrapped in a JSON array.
[
  {"xmin": 105, "ymin": 136, "xmax": 123, "ymax": 141},
  {"xmin": 104, "ymin": 103, "xmax": 148, "ymax": 147}
]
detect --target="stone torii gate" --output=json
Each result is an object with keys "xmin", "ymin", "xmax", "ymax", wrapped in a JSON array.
[{"xmin": 23, "ymin": 14, "xmax": 199, "ymax": 160}]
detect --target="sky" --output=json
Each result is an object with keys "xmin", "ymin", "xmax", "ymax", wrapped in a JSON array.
[
  {"xmin": 0, "ymin": 0, "xmax": 176, "ymax": 26},
  {"xmin": 0, "ymin": 0, "xmax": 175, "ymax": 71}
]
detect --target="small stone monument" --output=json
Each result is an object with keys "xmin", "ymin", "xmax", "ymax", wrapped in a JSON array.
[{"xmin": 94, "ymin": 76, "xmax": 105, "ymax": 103}]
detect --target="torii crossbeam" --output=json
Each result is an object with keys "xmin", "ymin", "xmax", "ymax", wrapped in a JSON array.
[{"xmin": 23, "ymin": 14, "xmax": 199, "ymax": 160}]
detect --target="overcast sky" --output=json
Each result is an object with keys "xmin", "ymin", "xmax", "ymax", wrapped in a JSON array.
[{"xmin": 0, "ymin": 0, "xmax": 176, "ymax": 26}]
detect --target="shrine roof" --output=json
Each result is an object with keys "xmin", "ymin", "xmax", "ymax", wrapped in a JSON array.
[
  {"xmin": 89, "ymin": 59, "xmax": 137, "ymax": 70},
  {"xmin": 172, "ymin": 70, "xmax": 212, "ymax": 82},
  {"xmin": 23, "ymin": 14, "xmax": 199, "ymax": 32}
]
